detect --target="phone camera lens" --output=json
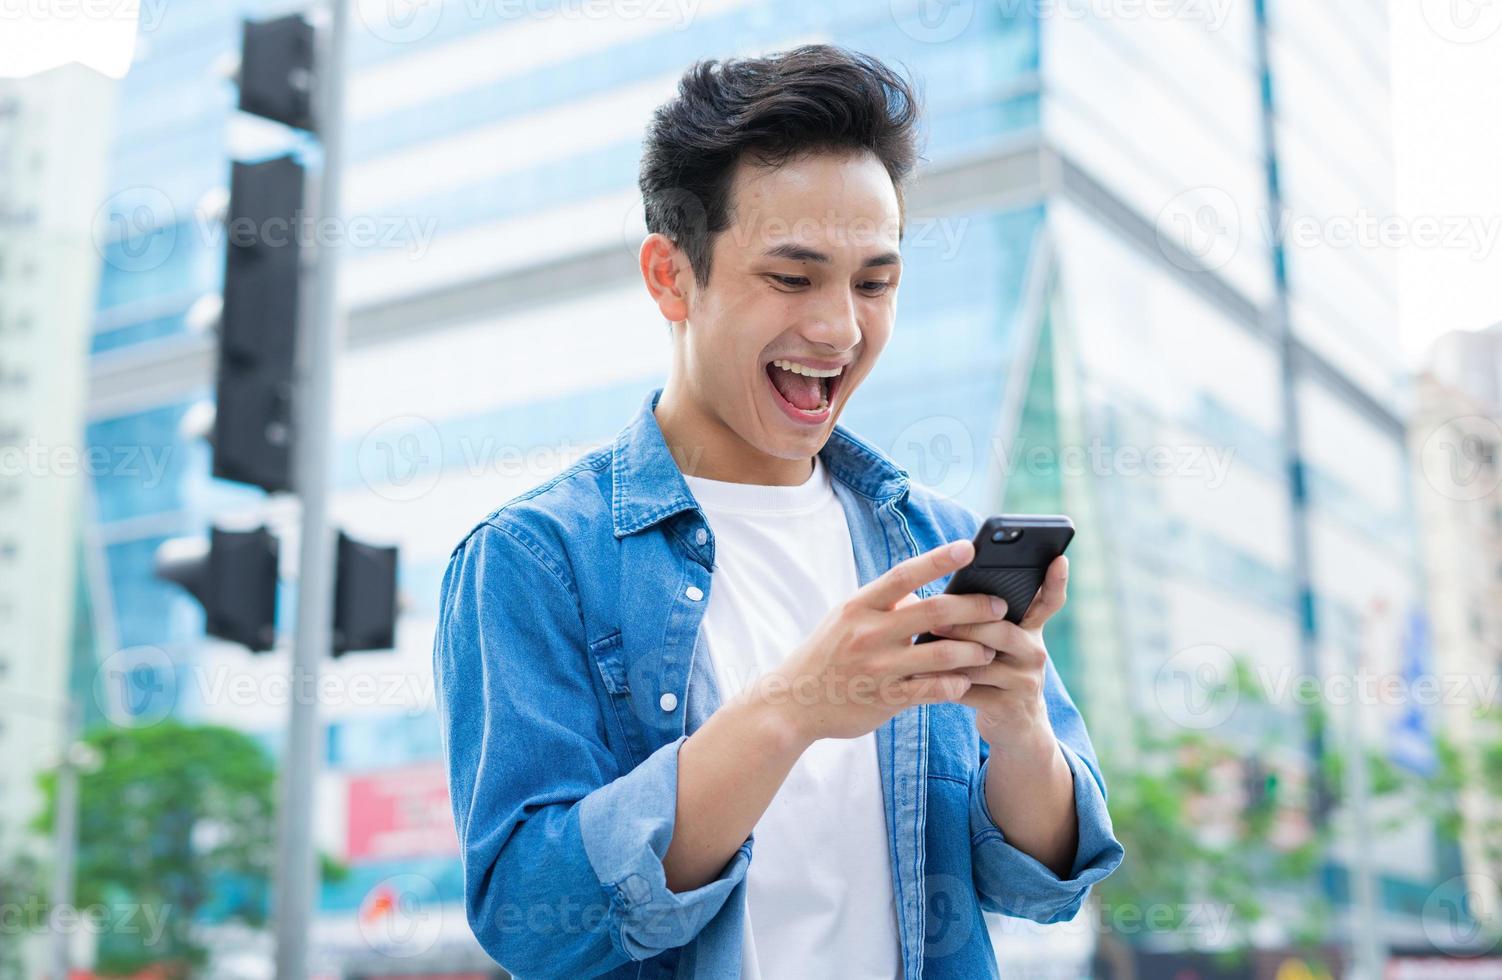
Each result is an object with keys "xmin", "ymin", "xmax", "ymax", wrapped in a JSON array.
[{"xmin": 991, "ymin": 528, "xmax": 1023, "ymax": 544}]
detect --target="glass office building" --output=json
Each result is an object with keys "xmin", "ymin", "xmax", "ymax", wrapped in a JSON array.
[{"xmin": 82, "ymin": 0, "xmax": 1449, "ymax": 971}]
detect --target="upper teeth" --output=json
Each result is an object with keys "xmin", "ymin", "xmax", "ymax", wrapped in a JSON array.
[{"xmin": 772, "ymin": 359, "xmax": 843, "ymax": 378}]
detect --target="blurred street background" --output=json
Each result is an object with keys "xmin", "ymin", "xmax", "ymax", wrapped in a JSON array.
[{"xmin": 2, "ymin": 0, "xmax": 1501, "ymax": 977}]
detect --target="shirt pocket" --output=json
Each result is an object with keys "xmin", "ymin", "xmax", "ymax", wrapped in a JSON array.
[
  {"xmin": 926, "ymin": 701, "xmax": 981, "ymax": 786},
  {"xmin": 587, "ymin": 628, "xmax": 652, "ymax": 769}
]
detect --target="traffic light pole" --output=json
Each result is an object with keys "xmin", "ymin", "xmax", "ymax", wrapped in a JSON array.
[
  {"xmin": 272, "ymin": 0, "xmax": 349, "ymax": 974},
  {"xmin": 49, "ymin": 699, "xmax": 80, "ymax": 980},
  {"xmin": 1346, "ymin": 604, "xmax": 1387, "ymax": 979}
]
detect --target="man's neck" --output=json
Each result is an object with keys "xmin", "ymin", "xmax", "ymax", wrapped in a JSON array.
[{"xmin": 654, "ymin": 382, "xmax": 815, "ymax": 486}]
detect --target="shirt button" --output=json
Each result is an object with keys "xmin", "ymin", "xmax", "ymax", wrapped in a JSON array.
[
  {"xmin": 695, "ymin": 528, "xmax": 708, "ymax": 545},
  {"xmin": 685, "ymin": 585, "xmax": 704, "ymax": 601},
  {"xmin": 659, "ymin": 692, "xmax": 678, "ymax": 712}
]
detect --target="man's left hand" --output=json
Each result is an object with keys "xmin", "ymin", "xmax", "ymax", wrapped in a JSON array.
[{"xmin": 927, "ymin": 554, "xmax": 1068, "ymax": 756}]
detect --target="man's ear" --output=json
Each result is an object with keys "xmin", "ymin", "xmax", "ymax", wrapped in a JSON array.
[{"xmin": 640, "ymin": 233, "xmax": 691, "ymax": 323}]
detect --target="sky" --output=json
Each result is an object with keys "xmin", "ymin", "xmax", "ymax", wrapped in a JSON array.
[
  {"xmin": 1, "ymin": 0, "xmax": 1498, "ymax": 368},
  {"xmin": 1389, "ymin": 0, "xmax": 1502, "ymax": 363}
]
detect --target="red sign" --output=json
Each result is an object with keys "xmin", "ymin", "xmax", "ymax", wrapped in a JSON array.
[{"xmin": 346, "ymin": 762, "xmax": 459, "ymax": 860}]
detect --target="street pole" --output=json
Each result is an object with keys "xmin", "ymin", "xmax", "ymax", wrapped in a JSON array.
[
  {"xmin": 0, "ymin": 689, "xmax": 87, "ymax": 980},
  {"xmin": 48, "ymin": 699, "xmax": 81, "ymax": 980},
  {"xmin": 1345, "ymin": 604, "xmax": 1386, "ymax": 980},
  {"xmin": 271, "ymin": 0, "xmax": 349, "ymax": 974}
]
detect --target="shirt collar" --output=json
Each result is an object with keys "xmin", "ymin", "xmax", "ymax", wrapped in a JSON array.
[{"xmin": 610, "ymin": 386, "xmax": 912, "ymax": 538}]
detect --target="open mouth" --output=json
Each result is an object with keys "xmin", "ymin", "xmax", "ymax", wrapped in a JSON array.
[{"xmin": 765, "ymin": 358, "xmax": 844, "ymax": 422}]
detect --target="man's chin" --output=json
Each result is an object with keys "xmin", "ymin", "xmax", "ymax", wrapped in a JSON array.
[{"xmin": 757, "ymin": 417, "xmax": 835, "ymax": 460}]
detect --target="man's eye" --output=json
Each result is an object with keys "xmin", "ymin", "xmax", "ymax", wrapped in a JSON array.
[{"xmin": 768, "ymin": 275, "xmax": 891, "ymax": 293}]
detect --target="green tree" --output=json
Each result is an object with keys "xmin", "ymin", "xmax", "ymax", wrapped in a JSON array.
[
  {"xmin": 1383, "ymin": 706, "xmax": 1502, "ymax": 870},
  {"xmin": 1093, "ymin": 713, "xmax": 1331, "ymax": 970},
  {"xmin": 28, "ymin": 719, "xmax": 350, "ymax": 978},
  {"xmin": 1093, "ymin": 653, "xmax": 1502, "ymax": 968},
  {"xmin": 0, "ymin": 848, "xmax": 44, "ymax": 980}
]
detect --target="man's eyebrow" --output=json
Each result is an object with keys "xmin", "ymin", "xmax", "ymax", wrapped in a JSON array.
[{"xmin": 763, "ymin": 242, "xmax": 902, "ymax": 268}]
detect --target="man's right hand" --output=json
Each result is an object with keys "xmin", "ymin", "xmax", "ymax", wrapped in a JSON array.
[{"xmin": 751, "ymin": 538, "xmax": 1008, "ymax": 744}]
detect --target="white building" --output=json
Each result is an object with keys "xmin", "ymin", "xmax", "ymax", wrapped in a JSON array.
[
  {"xmin": 1411, "ymin": 323, "xmax": 1502, "ymax": 931},
  {"xmin": 0, "ymin": 62, "xmax": 118, "ymax": 978}
]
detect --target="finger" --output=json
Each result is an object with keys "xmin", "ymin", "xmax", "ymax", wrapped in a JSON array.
[
  {"xmin": 888, "ymin": 590, "xmax": 1004, "ymax": 641},
  {"xmin": 1018, "ymin": 555, "xmax": 1068, "ymax": 631},
  {"xmin": 890, "ymin": 638, "xmax": 994, "ymax": 677},
  {"xmin": 929, "ymin": 619, "xmax": 1042, "ymax": 667},
  {"xmin": 855, "ymin": 538, "xmax": 974, "ymax": 611},
  {"xmin": 951, "ymin": 659, "xmax": 1036, "ymax": 689},
  {"xmin": 893, "ymin": 672, "xmax": 972, "ymax": 706},
  {"xmin": 909, "ymin": 655, "xmax": 997, "ymax": 684}
]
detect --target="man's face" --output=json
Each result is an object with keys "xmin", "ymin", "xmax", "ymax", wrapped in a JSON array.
[{"xmin": 673, "ymin": 150, "xmax": 903, "ymax": 462}]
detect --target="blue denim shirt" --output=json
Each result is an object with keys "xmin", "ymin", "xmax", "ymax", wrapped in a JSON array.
[{"xmin": 434, "ymin": 387, "xmax": 1124, "ymax": 979}]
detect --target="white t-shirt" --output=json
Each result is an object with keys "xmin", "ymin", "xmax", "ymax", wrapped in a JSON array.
[{"xmin": 682, "ymin": 455, "xmax": 904, "ymax": 980}]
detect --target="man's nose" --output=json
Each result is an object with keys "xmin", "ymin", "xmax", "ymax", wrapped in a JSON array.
[{"xmin": 802, "ymin": 288, "xmax": 861, "ymax": 351}]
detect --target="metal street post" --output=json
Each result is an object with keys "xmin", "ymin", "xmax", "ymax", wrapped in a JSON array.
[
  {"xmin": 0, "ymin": 689, "xmax": 89, "ymax": 980},
  {"xmin": 48, "ymin": 698, "xmax": 81, "ymax": 980},
  {"xmin": 271, "ymin": 0, "xmax": 349, "ymax": 974},
  {"xmin": 1345, "ymin": 603, "xmax": 1387, "ymax": 980}
]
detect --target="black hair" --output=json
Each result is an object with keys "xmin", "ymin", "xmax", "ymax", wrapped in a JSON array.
[{"xmin": 638, "ymin": 43, "xmax": 925, "ymax": 290}]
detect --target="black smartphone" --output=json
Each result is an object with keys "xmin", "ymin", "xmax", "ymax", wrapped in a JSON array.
[{"xmin": 913, "ymin": 514, "xmax": 1074, "ymax": 642}]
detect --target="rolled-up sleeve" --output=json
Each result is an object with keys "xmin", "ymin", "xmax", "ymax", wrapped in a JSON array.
[
  {"xmin": 968, "ymin": 654, "xmax": 1125, "ymax": 924},
  {"xmin": 433, "ymin": 520, "xmax": 747, "ymax": 976}
]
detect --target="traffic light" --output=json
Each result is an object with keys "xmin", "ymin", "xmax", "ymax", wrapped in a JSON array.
[
  {"xmin": 182, "ymin": 10, "xmax": 401, "ymax": 662},
  {"xmin": 238, "ymin": 15, "xmax": 316, "ymax": 131},
  {"xmin": 211, "ymin": 155, "xmax": 304, "ymax": 492},
  {"xmin": 155, "ymin": 526, "xmax": 280, "ymax": 652},
  {"xmin": 210, "ymin": 11, "xmax": 313, "ymax": 493},
  {"xmin": 332, "ymin": 532, "xmax": 399, "ymax": 656},
  {"xmin": 1243, "ymin": 755, "xmax": 1280, "ymax": 811},
  {"xmin": 155, "ymin": 527, "xmax": 400, "ymax": 657}
]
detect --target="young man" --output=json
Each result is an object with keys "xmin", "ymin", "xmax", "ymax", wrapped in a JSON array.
[{"xmin": 434, "ymin": 44, "xmax": 1123, "ymax": 979}]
